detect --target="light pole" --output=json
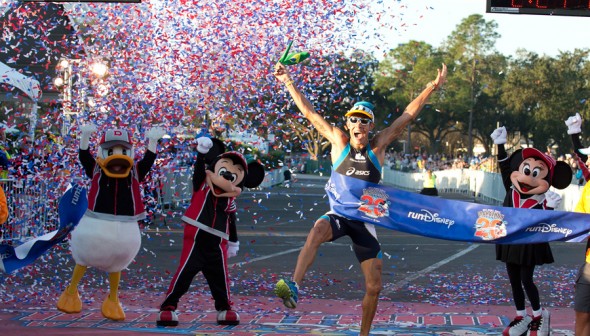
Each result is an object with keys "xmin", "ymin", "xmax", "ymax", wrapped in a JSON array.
[
  {"xmin": 54, "ymin": 58, "xmax": 78, "ymax": 136},
  {"xmin": 54, "ymin": 58, "xmax": 109, "ymax": 136},
  {"xmin": 406, "ymin": 123, "xmax": 411, "ymax": 155}
]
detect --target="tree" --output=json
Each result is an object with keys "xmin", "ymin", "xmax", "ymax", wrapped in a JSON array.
[
  {"xmin": 442, "ymin": 14, "xmax": 500, "ymax": 160},
  {"xmin": 470, "ymin": 52, "xmax": 509, "ymax": 156},
  {"xmin": 532, "ymin": 50, "xmax": 590, "ymax": 153},
  {"xmin": 501, "ymin": 49, "xmax": 590, "ymax": 155},
  {"xmin": 374, "ymin": 41, "xmax": 448, "ymax": 154}
]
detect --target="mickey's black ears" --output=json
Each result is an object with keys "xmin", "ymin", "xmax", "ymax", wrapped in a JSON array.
[
  {"xmin": 551, "ymin": 161, "xmax": 572, "ymax": 189},
  {"xmin": 243, "ymin": 162, "xmax": 265, "ymax": 189},
  {"xmin": 204, "ymin": 138, "xmax": 226, "ymax": 165},
  {"xmin": 509, "ymin": 149, "xmax": 524, "ymax": 172}
]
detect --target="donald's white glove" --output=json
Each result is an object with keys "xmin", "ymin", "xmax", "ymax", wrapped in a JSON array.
[
  {"xmin": 146, "ymin": 126, "xmax": 166, "ymax": 153},
  {"xmin": 196, "ymin": 137, "xmax": 213, "ymax": 154},
  {"xmin": 79, "ymin": 123, "xmax": 97, "ymax": 150},
  {"xmin": 545, "ymin": 190, "xmax": 561, "ymax": 209},
  {"xmin": 227, "ymin": 241, "xmax": 239, "ymax": 258},
  {"xmin": 490, "ymin": 126, "xmax": 507, "ymax": 145},
  {"xmin": 565, "ymin": 113, "xmax": 582, "ymax": 135}
]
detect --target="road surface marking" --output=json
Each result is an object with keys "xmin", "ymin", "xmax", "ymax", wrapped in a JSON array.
[
  {"xmin": 384, "ymin": 244, "xmax": 480, "ymax": 293},
  {"xmin": 230, "ymin": 247, "xmax": 303, "ymax": 267}
]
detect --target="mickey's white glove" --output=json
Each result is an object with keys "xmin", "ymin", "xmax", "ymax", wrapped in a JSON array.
[
  {"xmin": 565, "ymin": 113, "xmax": 582, "ymax": 135},
  {"xmin": 490, "ymin": 126, "xmax": 507, "ymax": 145},
  {"xmin": 196, "ymin": 137, "xmax": 213, "ymax": 154},
  {"xmin": 79, "ymin": 123, "xmax": 97, "ymax": 150},
  {"xmin": 146, "ymin": 126, "xmax": 166, "ymax": 153},
  {"xmin": 545, "ymin": 190, "xmax": 561, "ymax": 208},
  {"xmin": 227, "ymin": 241, "xmax": 239, "ymax": 258}
]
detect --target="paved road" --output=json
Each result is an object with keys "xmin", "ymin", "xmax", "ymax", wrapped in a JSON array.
[{"xmin": 0, "ymin": 173, "xmax": 581, "ymax": 335}]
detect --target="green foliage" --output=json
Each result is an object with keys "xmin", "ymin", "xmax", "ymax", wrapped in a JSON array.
[
  {"xmin": 225, "ymin": 140, "xmax": 283, "ymax": 171},
  {"xmin": 261, "ymin": 149, "xmax": 286, "ymax": 170},
  {"xmin": 218, "ymin": 14, "xmax": 590, "ymax": 160},
  {"xmin": 500, "ymin": 50, "xmax": 590, "ymax": 152}
]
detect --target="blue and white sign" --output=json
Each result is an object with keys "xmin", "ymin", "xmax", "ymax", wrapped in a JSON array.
[
  {"xmin": 326, "ymin": 171, "xmax": 590, "ymax": 244},
  {"xmin": 0, "ymin": 184, "xmax": 87, "ymax": 273}
]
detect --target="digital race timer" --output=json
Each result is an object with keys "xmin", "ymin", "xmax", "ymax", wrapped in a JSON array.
[{"xmin": 487, "ymin": 0, "xmax": 590, "ymax": 16}]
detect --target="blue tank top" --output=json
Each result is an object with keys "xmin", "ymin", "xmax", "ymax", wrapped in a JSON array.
[{"xmin": 333, "ymin": 144, "xmax": 382, "ymax": 183}]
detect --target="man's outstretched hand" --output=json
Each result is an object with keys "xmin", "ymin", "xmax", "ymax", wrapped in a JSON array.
[
  {"xmin": 433, "ymin": 63, "xmax": 448, "ymax": 89},
  {"xmin": 274, "ymin": 62, "xmax": 292, "ymax": 84}
]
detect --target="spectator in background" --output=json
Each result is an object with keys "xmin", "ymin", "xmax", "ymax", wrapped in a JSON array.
[
  {"xmin": 0, "ymin": 182, "xmax": 8, "ymax": 225},
  {"xmin": 574, "ymin": 161, "xmax": 586, "ymax": 186},
  {"xmin": 283, "ymin": 165, "xmax": 293, "ymax": 188},
  {"xmin": 420, "ymin": 169, "xmax": 438, "ymax": 196},
  {"xmin": 0, "ymin": 129, "xmax": 11, "ymax": 179},
  {"xmin": 564, "ymin": 113, "xmax": 590, "ymax": 335}
]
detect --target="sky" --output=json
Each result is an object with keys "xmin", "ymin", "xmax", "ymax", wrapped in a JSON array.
[
  {"xmin": 2, "ymin": 0, "xmax": 587, "ymax": 59},
  {"xmin": 378, "ymin": 0, "xmax": 590, "ymax": 58}
]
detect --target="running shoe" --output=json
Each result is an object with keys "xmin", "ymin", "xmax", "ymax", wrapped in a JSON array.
[{"xmin": 275, "ymin": 279, "xmax": 298, "ymax": 309}]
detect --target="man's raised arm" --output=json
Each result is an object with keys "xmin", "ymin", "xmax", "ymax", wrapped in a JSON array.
[
  {"xmin": 273, "ymin": 62, "xmax": 343, "ymax": 144},
  {"xmin": 374, "ymin": 63, "xmax": 448, "ymax": 151}
]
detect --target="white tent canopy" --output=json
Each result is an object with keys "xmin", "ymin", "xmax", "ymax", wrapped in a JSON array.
[
  {"xmin": 0, "ymin": 61, "xmax": 42, "ymax": 138},
  {"xmin": 0, "ymin": 61, "xmax": 42, "ymax": 101}
]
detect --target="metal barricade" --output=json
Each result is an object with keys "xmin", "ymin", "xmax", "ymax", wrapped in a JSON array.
[
  {"xmin": 0, "ymin": 178, "xmax": 62, "ymax": 244},
  {"xmin": 0, "ymin": 165, "xmax": 284, "ymax": 243}
]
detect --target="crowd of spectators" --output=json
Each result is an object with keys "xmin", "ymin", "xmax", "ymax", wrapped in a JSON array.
[
  {"xmin": 385, "ymin": 150, "xmax": 485, "ymax": 172},
  {"xmin": 385, "ymin": 149, "xmax": 585, "ymax": 187}
]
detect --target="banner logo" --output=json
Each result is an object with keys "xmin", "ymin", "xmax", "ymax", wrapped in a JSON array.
[
  {"xmin": 358, "ymin": 187, "xmax": 390, "ymax": 218},
  {"xmin": 407, "ymin": 209, "xmax": 455, "ymax": 228},
  {"xmin": 525, "ymin": 223, "xmax": 573, "ymax": 237},
  {"xmin": 345, "ymin": 167, "xmax": 370, "ymax": 176},
  {"xmin": 474, "ymin": 209, "xmax": 507, "ymax": 240}
]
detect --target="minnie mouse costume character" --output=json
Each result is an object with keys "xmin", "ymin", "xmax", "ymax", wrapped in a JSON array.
[
  {"xmin": 491, "ymin": 126, "xmax": 571, "ymax": 336},
  {"xmin": 56, "ymin": 124, "xmax": 165, "ymax": 321},
  {"xmin": 157, "ymin": 136, "xmax": 264, "ymax": 327}
]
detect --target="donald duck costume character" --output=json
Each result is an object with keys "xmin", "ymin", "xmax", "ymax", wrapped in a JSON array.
[{"xmin": 56, "ymin": 124, "xmax": 165, "ymax": 321}]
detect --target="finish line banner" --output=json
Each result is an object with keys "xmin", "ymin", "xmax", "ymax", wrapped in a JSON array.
[
  {"xmin": 0, "ymin": 184, "xmax": 87, "ymax": 273},
  {"xmin": 326, "ymin": 171, "xmax": 590, "ymax": 244}
]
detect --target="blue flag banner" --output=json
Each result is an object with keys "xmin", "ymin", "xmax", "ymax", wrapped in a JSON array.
[
  {"xmin": 0, "ymin": 184, "xmax": 87, "ymax": 273},
  {"xmin": 326, "ymin": 171, "xmax": 590, "ymax": 244}
]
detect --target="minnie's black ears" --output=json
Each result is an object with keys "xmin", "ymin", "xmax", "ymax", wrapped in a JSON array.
[
  {"xmin": 509, "ymin": 148, "xmax": 572, "ymax": 190},
  {"xmin": 551, "ymin": 161, "xmax": 572, "ymax": 190}
]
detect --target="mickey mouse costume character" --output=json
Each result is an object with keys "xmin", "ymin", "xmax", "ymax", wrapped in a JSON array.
[
  {"xmin": 157, "ymin": 136, "xmax": 264, "ymax": 327},
  {"xmin": 491, "ymin": 126, "xmax": 571, "ymax": 336},
  {"xmin": 56, "ymin": 124, "xmax": 165, "ymax": 321}
]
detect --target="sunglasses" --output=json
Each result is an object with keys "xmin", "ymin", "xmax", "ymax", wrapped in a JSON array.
[{"xmin": 348, "ymin": 117, "xmax": 373, "ymax": 125}]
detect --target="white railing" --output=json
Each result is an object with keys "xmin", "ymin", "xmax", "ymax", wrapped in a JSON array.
[
  {"xmin": 157, "ymin": 166, "xmax": 286, "ymax": 208},
  {"xmin": 382, "ymin": 168, "xmax": 583, "ymax": 211}
]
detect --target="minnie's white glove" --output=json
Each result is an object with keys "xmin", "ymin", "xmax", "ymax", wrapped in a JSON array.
[
  {"xmin": 565, "ymin": 113, "xmax": 582, "ymax": 135},
  {"xmin": 196, "ymin": 137, "xmax": 213, "ymax": 154},
  {"xmin": 545, "ymin": 190, "xmax": 561, "ymax": 209},
  {"xmin": 146, "ymin": 126, "xmax": 166, "ymax": 153},
  {"xmin": 490, "ymin": 126, "xmax": 507, "ymax": 145},
  {"xmin": 79, "ymin": 124, "xmax": 97, "ymax": 150},
  {"xmin": 227, "ymin": 241, "xmax": 239, "ymax": 258}
]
